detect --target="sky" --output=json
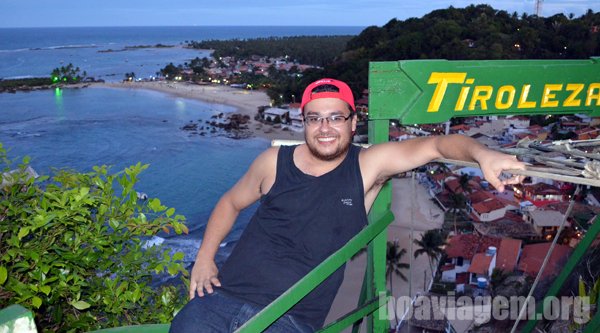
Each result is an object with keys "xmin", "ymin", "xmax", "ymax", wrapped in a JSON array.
[{"xmin": 1, "ymin": 0, "xmax": 599, "ymax": 28}]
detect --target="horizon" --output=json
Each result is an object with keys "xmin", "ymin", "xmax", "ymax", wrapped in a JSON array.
[{"xmin": 1, "ymin": 1, "xmax": 599, "ymax": 28}]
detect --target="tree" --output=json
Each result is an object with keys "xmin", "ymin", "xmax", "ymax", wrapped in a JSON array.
[
  {"xmin": 386, "ymin": 240, "xmax": 409, "ymax": 326},
  {"xmin": 159, "ymin": 63, "xmax": 182, "ymax": 80},
  {"xmin": 50, "ymin": 63, "xmax": 84, "ymax": 84},
  {"xmin": 448, "ymin": 192, "xmax": 467, "ymax": 234},
  {"xmin": 414, "ymin": 229, "xmax": 446, "ymax": 280},
  {"xmin": 0, "ymin": 144, "xmax": 189, "ymax": 332},
  {"xmin": 124, "ymin": 72, "xmax": 136, "ymax": 82}
]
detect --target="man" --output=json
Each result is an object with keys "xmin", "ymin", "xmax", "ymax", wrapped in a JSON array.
[{"xmin": 170, "ymin": 78, "xmax": 525, "ymax": 332}]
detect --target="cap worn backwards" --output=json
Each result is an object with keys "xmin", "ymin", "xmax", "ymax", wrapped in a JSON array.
[{"xmin": 300, "ymin": 78, "xmax": 355, "ymax": 113}]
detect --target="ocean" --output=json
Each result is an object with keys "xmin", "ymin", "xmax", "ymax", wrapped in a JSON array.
[
  {"xmin": 0, "ymin": 26, "xmax": 363, "ymax": 81},
  {"xmin": 0, "ymin": 26, "xmax": 363, "ymax": 265}
]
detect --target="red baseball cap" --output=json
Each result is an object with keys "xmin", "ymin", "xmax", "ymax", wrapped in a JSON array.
[{"xmin": 300, "ymin": 78, "xmax": 355, "ymax": 113}]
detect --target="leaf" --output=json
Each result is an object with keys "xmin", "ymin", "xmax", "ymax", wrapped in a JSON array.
[
  {"xmin": 579, "ymin": 276, "xmax": 587, "ymax": 298},
  {"xmin": 109, "ymin": 218, "xmax": 119, "ymax": 230},
  {"xmin": 18, "ymin": 227, "xmax": 30, "ymax": 240},
  {"xmin": 71, "ymin": 300, "xmax": 91, "ymax": 310},
  {"xmin": 0, "ymin": 266, "xmax": 7, "ymax": 285},
  {"xmin": 40, "ymin": 285, "xmax": 51, "ymax": 295},
  {"xmin": 148, "ymin": 198, "xmax": 162, "ymax": 212},
  {"xmin": 32, "ymin": 296, "xmax": 42, "ymax": 309},
  {"xmin": 173, "ymin": 252, "xmax": 184, "ymax": 261},
  {"xmin": 166, "ymin": 207, "xmax": 175, "ymax": 217}
]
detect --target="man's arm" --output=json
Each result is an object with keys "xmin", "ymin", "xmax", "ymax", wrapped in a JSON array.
[
  {"xmin": 189, "ymin": 147, "xmax": 277, "ymax": 299},
  {"xmin": 362, "ymin": 134, "xmax": 526, "ymax": 192}
]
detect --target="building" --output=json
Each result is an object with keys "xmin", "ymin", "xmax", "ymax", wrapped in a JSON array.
[
  {"xmin": 523, "ymin": 209, "xmax": 570, "ymax": 238},
  {"xmin": 495, "ymin": 238, "xmax": 522, "ymax": 272},
  {"xmin": 517, "ymin": 243, "xmax": 572, "ymax": 279},
  {"xmin": 262, "ymin": 107, "xmax": 288, "ymax": 123},
  {"xmin": 287, "ymin": 103, "xmax": 303, "ymax": 131}
]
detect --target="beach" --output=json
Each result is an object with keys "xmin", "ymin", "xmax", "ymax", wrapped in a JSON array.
[
  {"xmin": 97, "ymin": 81, "xmax": 305, "ymax": 142},
  {"xmin": 326, "ymin": 176, "xmax": 444, "ymax": 331}
]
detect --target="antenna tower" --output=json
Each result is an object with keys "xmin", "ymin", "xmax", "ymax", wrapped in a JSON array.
[{"xmin": 535, "ymin": 0, "xmax": 543, "ymax": 16}]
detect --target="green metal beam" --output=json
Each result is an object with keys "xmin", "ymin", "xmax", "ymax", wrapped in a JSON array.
[
  {"xmin": 318, "ymin": 294, "xmax": 389, "ymax": 333},
  {"xmin": 235, "ymin": 210, "xmax": 395, "ymax": 332},
  {"xmin": 521, "ymin": 215, "xmax": 600, "ymax": 333},
  {"xmin": 367, "ymin": 114, "xmax": 393, "ymax": 333},
  {"xmin": 582, "ymin": 308, "xmax": 600, "ymax": 333}
]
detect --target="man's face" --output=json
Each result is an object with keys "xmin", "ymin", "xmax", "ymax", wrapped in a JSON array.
[{"xmin": 303, "ymin": 98, "xmax": 357, "ymax": 161}]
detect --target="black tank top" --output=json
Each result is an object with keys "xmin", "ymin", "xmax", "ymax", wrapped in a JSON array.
[{"xmin": 219, "ymin": 144, "xmax": 368, "ymax": 330}]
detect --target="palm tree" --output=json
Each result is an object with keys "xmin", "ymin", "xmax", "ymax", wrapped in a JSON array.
[
  {"xmin": 386, "ymin": 240, "xmax": 409, "ymax": 326},
  {"xmin": 448, "ymin": 192, "xmax": 467, "ymax": 234},
  {"xmin": 414, "ymin": 229, "xmax": 446, "ymax": 281},
  {"xmin": 458, "ymin": 173, "xmax": 472, "ymax": 193}
]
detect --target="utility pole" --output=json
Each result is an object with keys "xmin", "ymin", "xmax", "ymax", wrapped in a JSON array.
[{"xmin": 535, "ymin": 0, "xmax": 543, "ymax": 17}]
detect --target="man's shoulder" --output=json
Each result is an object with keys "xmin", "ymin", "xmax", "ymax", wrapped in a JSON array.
[{"xmin": 254, "ymin": 146, "xmax": 280, "ymax": 166}]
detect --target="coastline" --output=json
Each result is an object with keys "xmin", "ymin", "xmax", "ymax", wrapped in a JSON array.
[{"xmin": 94, "ymin": 81, "xmax": 305, "ymax": 142}]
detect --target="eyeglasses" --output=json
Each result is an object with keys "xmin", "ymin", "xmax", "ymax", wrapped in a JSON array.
[{"xmin": 303, "ymin": 114, "xmax": 352, "ymax": 126}]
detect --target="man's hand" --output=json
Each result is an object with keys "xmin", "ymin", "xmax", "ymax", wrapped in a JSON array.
[
  {"xmin": 189, "ymin": 257, "xmax": 221, "ymax": 299},
  {"xmin": 476, "ymin": 149, "xmax": 527, "ymax": 192}
]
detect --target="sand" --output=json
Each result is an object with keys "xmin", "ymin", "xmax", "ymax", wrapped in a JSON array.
[{"xmin": 94, "ymin": 81, "xmax": 305, "ymax": 142}]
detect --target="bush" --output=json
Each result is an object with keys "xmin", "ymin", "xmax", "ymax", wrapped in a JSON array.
[{"xmin": 0, "ymin": 143, "xmax": 189, "ymax": 332}]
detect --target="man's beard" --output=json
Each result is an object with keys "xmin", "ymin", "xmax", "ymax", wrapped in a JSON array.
[{"xmin": 305, "ymin": 133, "xmax": 351, "ymax": 161}]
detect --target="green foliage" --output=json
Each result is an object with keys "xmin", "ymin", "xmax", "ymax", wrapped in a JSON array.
[
  {"xmin": 0, "ymin": 78, "xmax": 54, "ymax": 90},
  {"xmin": 51, "ymin": 63, "xmax": 86, "ymax": 84},
  {"xmin": 0, "ymin": 144, "xmax": 189, "ymax": 332},
  {"xmin": 187, "ymin": 35, "xmax": 354, "ymax": 67},
  {"xmin": 158, "ymin": 63, "xmax": 183, "ymax": 80},
  {"xmin": 324, "ymin": 5, "xmax": 600, "ymax": 93},
  {"xmin": 413, "ymin": 229, "xmax": 447, "ymax": 279}
]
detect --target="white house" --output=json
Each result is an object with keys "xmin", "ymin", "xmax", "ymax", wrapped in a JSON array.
[{"xmin": 263, "ymin": 107, "xmax": 288, "ymax": 123}]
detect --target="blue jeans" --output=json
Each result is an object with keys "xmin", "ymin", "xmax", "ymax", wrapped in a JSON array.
[{"xmin": 169, "ymin": 291, "xmax": 314, "ymax": 333}]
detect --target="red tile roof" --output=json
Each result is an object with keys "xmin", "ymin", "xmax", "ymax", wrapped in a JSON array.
[
  {"xmin": 468, "ymin": 253, "xmax": 493, "ymax": 275},
  {"xmin": 445, "ymin": 234, "xmax": 501, "ymax": 260},
  {"xmin": 441, "ymin": 264, "xmax": 455, "ymax": 272},
  {"xmin": 470, "ymin": 190, "xmax": 496, "ymax": 204},
  {"xmin": 517, "ymin": 243, "xmax": 572, "ymax": 279},
  {"xmin": 450, "ymin": 124, "xmax": 470, "ymax": 131},
  {"xmin": 496, "ymin": 238, "xmax": 522, "ymax": 272},
  {"xmin": 472, "ymin": 198, "xmax": 506, "ymax": 214},
  {"xmin": 445, "ymin": 178, "xmax": 463, "ymax": 194}
]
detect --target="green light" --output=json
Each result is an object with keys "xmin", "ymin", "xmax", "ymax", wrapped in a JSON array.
[
  {"xmin": 52, "ymin": 76, "xmax": 59, "ymax": 83},
  {"xmin": 55, "ymin": 87, "xmax": 62, "ymax": 97}
]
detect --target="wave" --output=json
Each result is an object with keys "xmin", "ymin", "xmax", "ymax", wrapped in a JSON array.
[
  {"xmin": 1, "ymin": 75, "xmax": 35, "ymax": 80},
  {"xmin": 0, "ymin": 44, "xmax": 100, "ymax": 53},
  {"xmin": 31, "ymin": 44, "xmax": 99, "ymax": 51}
]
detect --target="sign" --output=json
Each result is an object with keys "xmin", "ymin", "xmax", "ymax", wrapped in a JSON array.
[{"xmin": 369, "ymin": 59, "xmax": 600, "ymax": 124}]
